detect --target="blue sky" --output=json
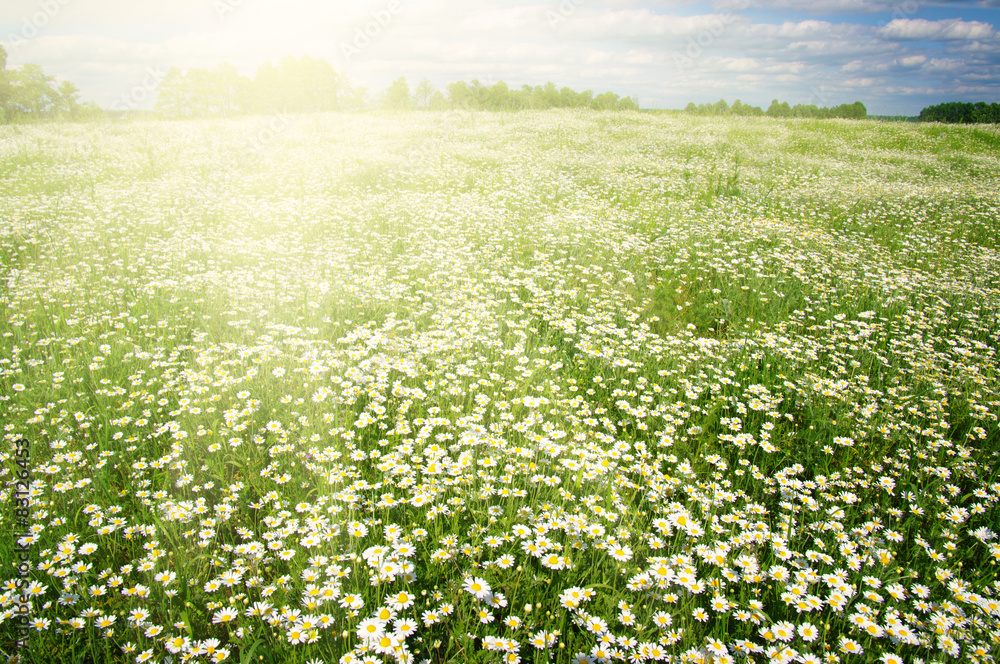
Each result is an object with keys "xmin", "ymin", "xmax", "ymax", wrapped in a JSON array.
[{"xmin": 2, "ymin": 0, "xmax": 998, "ymax": 114}]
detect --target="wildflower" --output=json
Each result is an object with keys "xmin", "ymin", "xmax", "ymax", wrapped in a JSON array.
[
  {"xmin": 585, "ymin": 615, "xmax": 608, "ymax": 634},
  {"xmin": 128, "ymin": 609, "xmax": 149, "ymax": 625},
  {"xmin": 201, "ymin": 638, "xmax": 222, "ymax": 657},
  {"xmin": 772, "ymin": 621, "xmax": 795, "ymax": 642},
  {"xmin": 609, "ymin": 545, "xmax": 633, "ymax": 562},
  {"xmin": 561, "ymin": 587, "xmax": 588, "ymax": 610},
  {"xmin": 340, "ymin": 594, "xmax": 364, "ymax": 610},
  {"xmin": 165, "ymin": 636, "xmax": 189, "ymax": 654},
  {"xmin": 357, "ymin": 618, "xmax": 386, "ymax": 641},
  {"xmin": 387, "ymin": 591, "xmax": 414, "ymax": 610},
  {"xmin": 463, "ymin": 576, "xmax": 492, "ymax": 600},
  {"xmin": 394, "ymin": 618, "xmax": 417, "ymax": 637},
  {"xmin": 652, "ymin": 611, "xmax": 673, "ymax": 629},
  {"xmin": 213, "ymin": 608, "xmax": 238, "ymax": 624},
  {"xmin": 373, "ymin": 634, "xmax": 402, "ymax": 655},
  {"xmin": 374, "ymin": 606, "xmax": 397, "ymax": 622},
  {"xmin": 705, "ymin": 638, "xmax": 728, "ymax": 657},
  {"xmin": 246, "ymin": 601, "xmax": 273, "ymax": 617},
  {"xmin": 838, "ymin": 637, "xmax": 863, "ymax": 655}
]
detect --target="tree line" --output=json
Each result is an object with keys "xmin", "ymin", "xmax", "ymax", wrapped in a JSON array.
[
  {"xmin": 917, "ymin": 101, "xmax": 1000, "ymax": 124},
  {"xmin": 0, "ymin": 48, "xmax": 641, "ymax": 122},
  {"xmin": 152, "ymin": 57, "xmax": 639, "ymax": 116},
  {"xmin": 384, "ymin": 77, "xmax": 639, "ymax": 112},
  {"xmin": 4, "ymin": 47, "xmax": 996, "ymax": 125},
  {"xmin": 154, "ymin": 57, "xmax": 363, "ymax": 117},
  {"xmin": 684, "ymin": 98, "xmax": 868, "ymax": 120},
  {"xmin": 0, "ymin": 44, "xmax": 102, "ymax": 122}
]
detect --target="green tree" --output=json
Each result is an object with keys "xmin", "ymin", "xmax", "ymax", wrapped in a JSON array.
[
  {"xmin": 184, "ymin": 68, "xmax": 213, "ymax": 116},
  {"xmin": 209, "ymin": 62, "xmax": 250, "ymax": 117},
  {"xmin": 252, "ymin": 56, "xmax": 348, "ymax": 114},
  {"xmin": 540, "ymin": 82, "xmax": 560, "ymax": 108},
  {"xmin": 792, "ymin": 103, "xmax": 819, "ymax": 118},
  {"xmin": 594, "ymin": 91, "xmax": 621, "ymax": 110},
  {"xmin": 617, "ymin": 96, "xmax": 639, "ymax": 111},
  {"xmin": 971, "ymin": 102, "xmax": 1000, "ymax": 123},
  {"xmin": 729, "ymin": 99, "xmax": 763, "ymax": 116},
  {"xmin": 919, "ymin": 101, "xmax": 998, "ymax": 124},
  {"xmin": 56, "ymin": 80, "xmax": 81, "ymax": 119},
  {"xmin": 466, "ymin": 79, "xmax": 488, "ymax": 108},
  {"xmin": 344, "ymin": 86, "xmax": 367, "ymax": 111},
  {"xmin": 0, "ymin": 44, "xmax": 10, "ymax": 122},
  {"xmin": 428, "ymin": 90, "xmax": 447, "ymax": 111},
  {"xmin": 9, "ymin": 64, "xmax": 59, "ymax": 117},
  {"xmin": 558, "ymin": 86, "xmax": 579, "ymax": 108},
  {"xmin": 830, "ymin": 101, "xmax": 866, "ymax": 120},
  {"xmin": 486, "ymin": 81, "xmax": 510, "ymax": 111},
  {"xmin": 447, "ymin": 81, "xmax": 473, "ymax": 109},
  {"xmin": 414, "ymin": 78, "xmax": 434, "ymax": 108},
  {"xmin": 154, "ymin": 67, "xmax": 190, "ymax": 117},
  {"xmin": 766, "ymin": 99, "xmax": 791, "ymax": 118},
  {"xmin": 383, "ymin": 76, "xmax": 413, "ymax": 110}
]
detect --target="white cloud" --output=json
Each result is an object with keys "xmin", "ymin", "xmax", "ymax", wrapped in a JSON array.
[
  {"xmin": 715, "ymin": 0, "xmax": 904, "ymax": 13},
  {"xmin": 921, "ymin": 57, "xmax": 964, "ymax": 71},
  {"xmin": 1, "ymin": 0, "xmax": 998, "ymax": 114},
  {"xmin": 715, "ymin": 56, "xmax": 761, "ymax": 71},
  {"xmin": 774, "ymin": 19, "xmax": 835, "ymax": 38},
  {"xmin": 878, "ymin": 18, "xmax": 996, "ymax": 41},
  {"xmin": 898, "ymin": 54, "xmax": 926, "ymax": 67},
  {"xmin": 549, "ymin": 8, "xmax": 751, "ymax": 41}
]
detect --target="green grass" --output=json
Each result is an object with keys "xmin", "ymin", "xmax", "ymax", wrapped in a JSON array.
[{"xmin": 1, "ymin": 111, "xmax": 999, "ymax": 664}]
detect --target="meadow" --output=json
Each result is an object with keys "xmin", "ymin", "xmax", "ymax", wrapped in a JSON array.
[{"xmin": 1, "ymin": 110, "xmax": 998, "ymax": 664}]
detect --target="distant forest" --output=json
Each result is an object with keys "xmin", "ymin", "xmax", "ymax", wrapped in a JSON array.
[
  {"xmin": 684, "ymin": 98, "xmax": 868, "ymax": 120},
  {"xmin": 6, "ymin": 43, "xmax": 996, "ymax": 124},
  {"xmin": 917, "ymin": 101, "xmax": 1000, "ymax": 124},
  {"xmin": 684, "ymin": 97, "xmax": 1000, "ymax": 124},
  {"xmin": 153, "ymin": 56, "xmax": 640, "ymax": 116},
  {"xmin": 0, "ymin": 44, "xmax": 103, "ymax": 122},
  {"xmin": 0, "ymin": 49, "xmax": 638, "ymax": 122}
]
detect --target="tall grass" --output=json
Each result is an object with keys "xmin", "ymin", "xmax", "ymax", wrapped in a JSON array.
[{"xmin": 1, "ymin": 111, "xmax": 998, "ymax": 663}]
